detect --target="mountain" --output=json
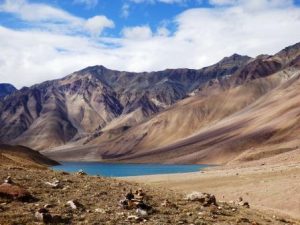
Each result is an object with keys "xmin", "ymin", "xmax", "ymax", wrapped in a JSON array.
[
  {"xmin": 1, "ymin": 42, "xmax": 300, "ymax": 165},
  {"xmin": 0, "ymin": 83, "xmax": 16, "ymax": 98},
  {"xmin": 42, "ymin": 42, "xmax": 300, "ymax": 164},
  {"xmin": 0, "ymin": 144, "xmax": 59, "ymax": 167},
  {"xmin": 0, "ymin": 54, "xmax": 250, "ymax": 150}
]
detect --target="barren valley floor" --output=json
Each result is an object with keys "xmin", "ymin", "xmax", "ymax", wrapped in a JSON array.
[{"xmin": 123, "ymin": 161, "xmax": 300, "ymax": 220}]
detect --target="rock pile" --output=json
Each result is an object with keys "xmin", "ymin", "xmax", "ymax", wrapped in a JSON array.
[{"xmin": 120, "ymin": 189, "xmax": 154, "ymax": 221}]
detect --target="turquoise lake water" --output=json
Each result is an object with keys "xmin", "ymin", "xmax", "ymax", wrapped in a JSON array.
[{"xmin": 52, "ymin": 162, "xmax": 208, "ymax": 177}]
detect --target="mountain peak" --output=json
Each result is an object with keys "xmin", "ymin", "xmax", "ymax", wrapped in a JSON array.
[
  {"xmin": 276, "ymin": 42, "xmax": 300, "ymax": 59},
  {"xmin": 77, "ymin": 65, "xmax": 109, "ymax": 73},
  {"xmin": 220, "ymin": 53, "xmax": 252, "ymax": 64},
  {"xmin": 0, "ymin": 83, "xmax": 17, "ymax": 98}
]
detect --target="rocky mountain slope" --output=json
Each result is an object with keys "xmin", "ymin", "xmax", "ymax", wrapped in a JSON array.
[
  {"xmin": 0, "ymin": 144, "xmax": 59, "ymax": 167},
  {"xmin": 0, "ymin": 84, "xmax": 16, "ymax": 98},
  {"xmin": 1, "ymin": 42, "xmax": 300, "ymax": 165},
  {"xmin": 0, "ymin": 53, "xmax": 250, "ymax": 150},
  {"xmin": 44, "ymin": 42, "xmax": 300, "ymax": 164}
]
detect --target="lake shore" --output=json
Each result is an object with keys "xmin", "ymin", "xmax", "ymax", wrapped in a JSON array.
[{"xmin": 121, "ymin": 161, "xmax": 300, "ymax": 220}]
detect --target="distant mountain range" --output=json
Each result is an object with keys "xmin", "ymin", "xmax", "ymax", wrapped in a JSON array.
[{"xmin": 1, "ymin": 42, "xmax": 300, "ymax": 164}]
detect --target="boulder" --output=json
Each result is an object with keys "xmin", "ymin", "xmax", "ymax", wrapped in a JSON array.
[
  {"xmin": 185, "ymin": 192, "xmax": 217, "ymax": 207},
  {"xmin": 0, "ymin": 183, "xmax": 34, "ymax": 202}
]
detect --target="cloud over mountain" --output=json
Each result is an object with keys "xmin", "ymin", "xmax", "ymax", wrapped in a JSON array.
[{"xmin": 0, "ymin": 0, "xmax": 299, "ymax": 88}]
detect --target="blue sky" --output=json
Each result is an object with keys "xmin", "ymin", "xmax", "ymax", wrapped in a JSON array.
[
  {"xmin": 0, "ymin": 0, "xmax": 300, "ymax": 87},
  {"xmin": 0, "ymin": 0, "xmax": 213, "ymax": 36}
]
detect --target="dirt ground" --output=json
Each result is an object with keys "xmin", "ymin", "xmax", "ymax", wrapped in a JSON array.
[{"xmin": 122, "ymin": 162, "xmax": 300, "ymax": 221}]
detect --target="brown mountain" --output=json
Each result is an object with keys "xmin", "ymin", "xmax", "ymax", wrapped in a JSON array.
[
  {"xmin": 0, "ymin": 54, "xmax": 250, "ymax": 150},
  {"xmin": 43, "ymin": 42, "xmax": 300, "ymax": 164},
  {"xmin": 2, "ymin": 42, "xmax": 300, "ymax": 165}
]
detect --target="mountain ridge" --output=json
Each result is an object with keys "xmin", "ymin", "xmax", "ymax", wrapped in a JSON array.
[
  {"xmin": 1, "ymin": 42, "xmax": 300, "ymax": 165},
  {"xmin": 0, "ymin": 52, "xmax": 252, "ymax": 150}
]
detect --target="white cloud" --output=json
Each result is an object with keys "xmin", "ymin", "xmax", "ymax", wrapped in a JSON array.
[
  {"xmin": 0, "ymin": 0, "xmax": 300, "ymax": 89},
  {"xmin": 0, "ymin": 0, "xmax": 113, "ymax": 36},
  {"xmin": 0, "ymin": 0, "xmax": 80, "ymax": 23},
  {"xmin": 73, "ymin": 0, "xmax": 99, "ymax": 8},
  {"xmin": 84, "ymin": 16, "xmax": 114, "ymax": 36},
  {"xmin": 122, "ymin": 26, "xmax": 153, "ymax": 40},
  {"xmin": 156, "ymin": 26, "xmax": 170, "ymax": 37}
]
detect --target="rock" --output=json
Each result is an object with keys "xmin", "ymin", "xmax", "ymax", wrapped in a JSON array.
[
  {"xmin": 136, "ymin": 202, "xmax": 153, "ymax": 213},
  {"xmin": 238, "ymin": 197, "xmax": 250, "ymax": 208},
  {"xmin": 45, "ymin": 179, "xmax": 62, "ymax": 188},
  {"xmin": 44, "ymin": 204, "xmax": 54, "ymax": 209},
  {"xmin": 35, "ymin": 208, "xmax": 52, "ymax": 223},
  {"xmin": 119, "ymin": 199, "xmax": 129, "ymax": 209},
  {"xmin": 185, "ymin": 192, "xmax": 217, "ymax": 207},
  {"xmin": 95, "ymin": 208, "xmax": 106, "ymax": 213},
  {"xmin": 127, "ymin": 215, "xmax": 142, "ymax": 222},
  {"xmin": 186, "ymin": 212, "xmax": 193, "ymax": 216},
  {"xmin": 239, "ymin": 201, "xmax": 250, "ymax": 208},
  {"xmin": 161, "ymin": 199, "xmax": 169, "ymax": 207},
  {"xmin": 136, "ymin": 208, "xmax": 148, "ymax": 218},
  {"xmin": 135, "ymin": 188, "xmax": 146, "ymax": 200},
  {"xmin": 67, "ymin": 200, "xmax": 84, "ymax": 210},
  {"xmin": 4, "ymin": 176, "xmax": 13, "ymax": 184},
  {"xmin": 126, "ymin": 190, "xmax": 134, "ymax": 200},
  {"xmin": 0, "ymin": 183, "xmax": 34, "ymax": 202},
  {"xmin": 76, "ymin": 169, "xmax": 87, "ymax": 176},
  {"xmin": 236, "ymin": 217, "xmax": 251, "ymax": 223},
  {"xmin": 117, "ymin": 212, "xmax": 126, "ymax": 217}
]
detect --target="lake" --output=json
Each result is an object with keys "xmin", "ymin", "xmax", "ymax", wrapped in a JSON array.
[{"xmin": 52, "ymin": 162, "xmax": 208, "ymax": 177}]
